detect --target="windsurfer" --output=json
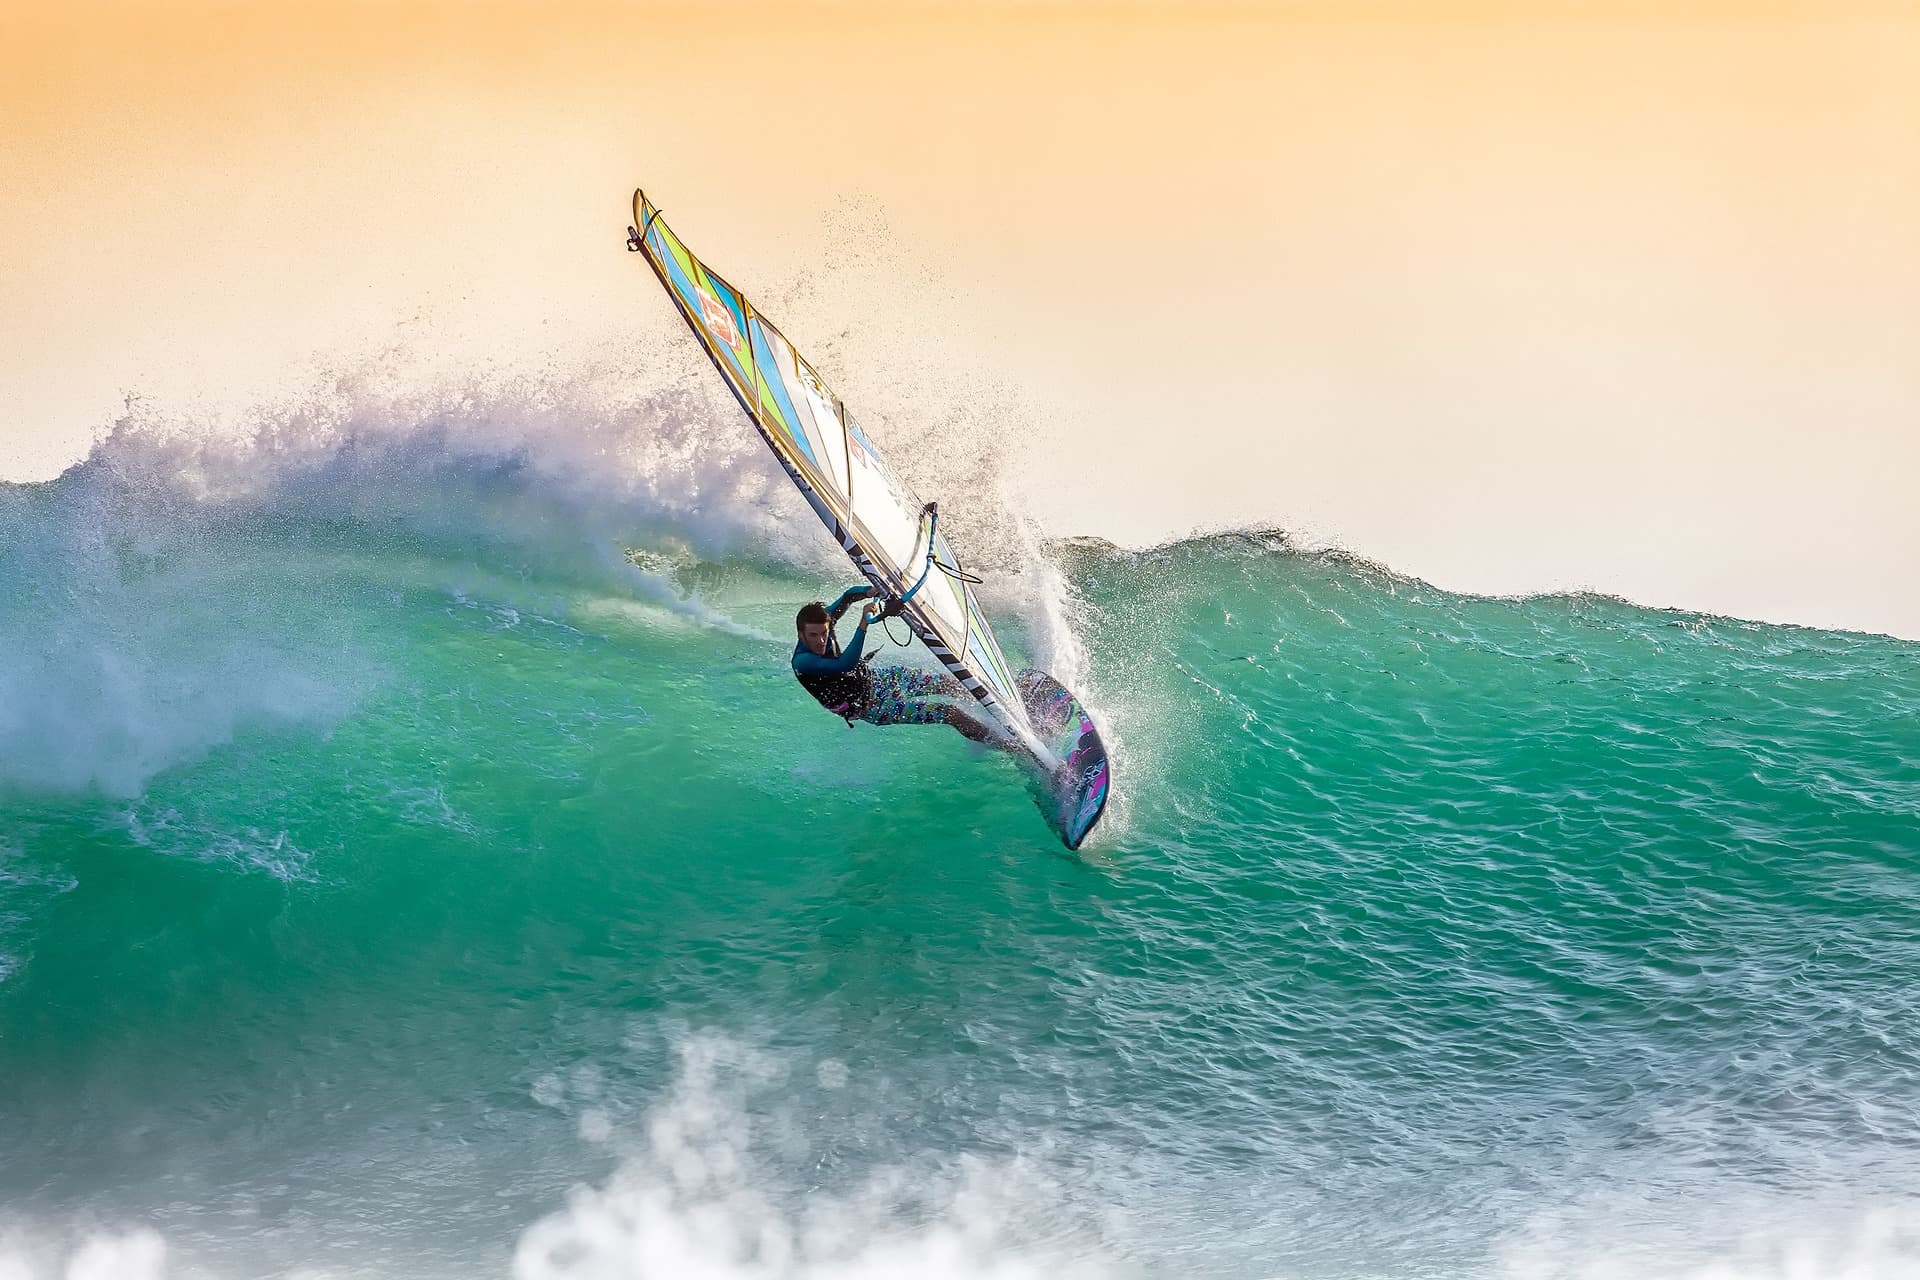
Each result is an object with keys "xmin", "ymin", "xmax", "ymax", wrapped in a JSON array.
[{"xmin": 792, "ymin": 586, "xmax": 995, "ymax": 743}]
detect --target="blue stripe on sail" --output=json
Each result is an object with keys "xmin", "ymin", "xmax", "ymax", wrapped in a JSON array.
[
  {"xmin": 749, "ymin": 320, "xmax": 814, "ymax": 466},
  {"xmin": 654, "ymin": 240, "xmax": 697, "ymax": 311}
]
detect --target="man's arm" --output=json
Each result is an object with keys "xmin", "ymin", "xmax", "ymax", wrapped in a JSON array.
[{"xmin": 826, "ymin": 584, "xmax": 878, "ymax": 623}]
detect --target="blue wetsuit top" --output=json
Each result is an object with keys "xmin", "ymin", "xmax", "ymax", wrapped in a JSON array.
[{"xmin": 792, "ymin": 585, "xmax": 878, "ymax": 712}]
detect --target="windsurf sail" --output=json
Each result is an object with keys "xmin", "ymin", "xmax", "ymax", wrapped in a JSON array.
[{"xmin": 625, "ymin": 189, "xmax": 1052, "ymax": 764}]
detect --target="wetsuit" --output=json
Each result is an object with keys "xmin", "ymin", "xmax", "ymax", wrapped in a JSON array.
[
  {"xmin": 792, "ymin": 586, "xmax": 878, "ymax": 717},
  {"xmin": 792, "ymin": 585, "xmax": 971, "ymax": 727}
]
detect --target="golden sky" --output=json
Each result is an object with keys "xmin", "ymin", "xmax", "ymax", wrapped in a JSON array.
[{"xmin": 4, "ymin": 1, "xmax": 1917, "ymax": 636}]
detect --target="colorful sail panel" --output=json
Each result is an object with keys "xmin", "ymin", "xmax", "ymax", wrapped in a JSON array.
[{"xmin": 628, "ymin": 190, "xmax": 1042, "ymax": 753}]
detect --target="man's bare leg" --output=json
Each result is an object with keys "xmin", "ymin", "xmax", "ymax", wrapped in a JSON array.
[{"xmin": 943, "ymin": 705, "xmax": 996, "ymax": 745}]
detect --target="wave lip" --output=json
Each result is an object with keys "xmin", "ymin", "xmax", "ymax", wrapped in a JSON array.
[{"xmin": 0, "ymin": 477, "xmax": 374, "ymax": 798}]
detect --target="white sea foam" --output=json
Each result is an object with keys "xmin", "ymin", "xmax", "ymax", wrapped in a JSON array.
[
  {"xmin": 119, "ymin": 802, "xmax": 315, "ymax": 881},
  {"xmin": 512, "ymin": 1032, "xmax": 1117, "ymax": 1280},
  {"xmin": 0, "ymin": 1229, "xmax": 166, "ymax": 1280},
  {"xmin": 4, "ymin": 1028, "xmax": 1918, "ymax": 1278}
]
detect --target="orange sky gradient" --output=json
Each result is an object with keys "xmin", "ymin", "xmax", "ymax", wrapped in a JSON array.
[{"xmin": 3, "ymin": 1, "xmax": 1917, "ymax": 637}]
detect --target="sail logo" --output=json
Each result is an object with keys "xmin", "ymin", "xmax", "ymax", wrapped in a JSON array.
[
  {"xmin": 799, "ymin": 366, "xmax": 830, "ymax": 405},
  {"xmin": 695, "ymin": 285, "xmax": 740, "ymax": 347}
]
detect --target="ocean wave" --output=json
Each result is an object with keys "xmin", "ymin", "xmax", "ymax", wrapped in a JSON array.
[{"xmin": 3, "ymin": 360, "xmax": 1918, "ymax": 1278}]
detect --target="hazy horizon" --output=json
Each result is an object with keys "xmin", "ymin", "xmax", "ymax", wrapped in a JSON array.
[{"xmin": 5, "ymin": 1, "xmax": 1916, "ymax": 638}]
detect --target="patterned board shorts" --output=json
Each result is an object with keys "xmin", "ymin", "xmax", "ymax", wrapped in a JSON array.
[{"xmin": 859, "ymin": 666, "xmax": 965, "ymax": 726}]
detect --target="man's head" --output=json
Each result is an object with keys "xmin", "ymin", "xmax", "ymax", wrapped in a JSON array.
[{"xmin": 796, "ymin": 601, "xmax": 831, "ymax": 655}]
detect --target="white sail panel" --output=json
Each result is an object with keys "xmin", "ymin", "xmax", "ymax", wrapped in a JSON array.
[{"xmin": 762, "ymin": 324, "xmax": 851, "ymax": 502}]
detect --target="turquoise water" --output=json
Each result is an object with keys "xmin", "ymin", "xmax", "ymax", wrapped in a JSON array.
[{"xmin": 2, "ymin": 412, "xmax": 1918, "ymax": 1279}]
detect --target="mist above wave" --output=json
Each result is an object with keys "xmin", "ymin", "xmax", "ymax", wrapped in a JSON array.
[{"xmin": 0, "ymin": 331, "xmax": 1082, "ymax": 797}]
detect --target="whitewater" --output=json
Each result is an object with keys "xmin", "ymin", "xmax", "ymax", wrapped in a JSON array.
[{"xmin": 2, "ymin": 347, "xmax": 1918, "ymax": 1280}]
